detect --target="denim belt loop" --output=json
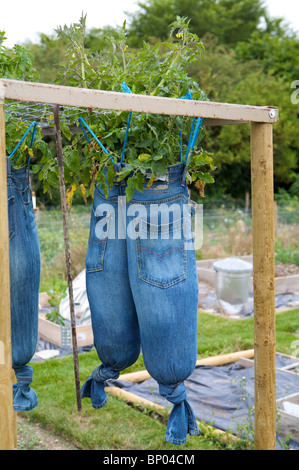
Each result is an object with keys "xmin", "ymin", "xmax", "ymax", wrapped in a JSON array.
[
  {"xmin": 180, "ymin": 164, "xmax": 187, "ymax": 187},
  {"xmin": 114, "ymin": 162, "xmax": 122, "ymax": 174},
  {"xmin": 114, "ymin": 162, "xmax": 127, "ymax": 187},
  {"xmin": 6, "ymin": 157, "xmax": 12, "ymax": 176}
]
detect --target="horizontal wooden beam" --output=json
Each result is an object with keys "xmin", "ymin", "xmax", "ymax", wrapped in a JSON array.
[{"xmin": 1, "ymin": 79, "xmax": 278, "ymax": 125}]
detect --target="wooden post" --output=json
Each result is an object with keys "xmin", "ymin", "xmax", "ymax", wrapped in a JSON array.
[
  {"xmin": 0, "ymin": 101, "xmax": 17, "ymax": 450},
  {"xmin": 251, "ymin": 123, "xmax": 276, "ymax": 450}
]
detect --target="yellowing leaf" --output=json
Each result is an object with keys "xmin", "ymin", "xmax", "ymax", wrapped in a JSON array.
[
  {"xmin": 66, "ymin": 184, "xmax": 76, "ymax": 211},
  {"xmin": 79, "ymin": 184, "xmax": 87, "ymax": 204}
]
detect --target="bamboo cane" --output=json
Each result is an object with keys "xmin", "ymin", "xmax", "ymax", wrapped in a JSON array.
[
  {"xmin": 119, "ymin": 349, "xmax": 254, "ymax": 383},
  {"xmin": 105, "ymin": 386, "xmax": 240, "ymax": 446},
  {"xmin": 53, "ymin": 105, "xmax": 82, "ymax": 412}
]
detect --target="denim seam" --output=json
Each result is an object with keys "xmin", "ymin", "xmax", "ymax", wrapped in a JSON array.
[
  {"xmin": 164, "ymin": 435, "xmax": 187, "ymax": 445},
  {"xmin": 88, "ymin": 236, "xmax": 108, "ymax": 247},
  {"xmin": 130, "ymin": 194, "xmax": 189, "ymax": 206},
  {"xmin": 86, "ymin": 239, "xmax": 106, "ymax": 273},
  {"xmin": 86, "ymin": 215, "xmax": 110, "ymax": 273},
  {"xmin": 138, "ymin": 273, "xmax": 187, "ymax": 289},
  {"xmin": 7, "ymin": 182, "xmax": 30, "ymax": 190},
  {"xmin": 13, "ymin": 399, "xmax": 38, "ymax": 411},
  {"xmin": 22, "ymin": 186, "xmax": 31, "ymax": 206},
  {"xmin": 143, "ymin": 188, "xmax": 169, "ymax": 193},
  {"xmin": 8, "ymin": 196, "xmax": 17, "ymax": 241},
  {"xmin": 91, "ymin": 396, "xmax": 108, "ymax": 409},
  {"xmin": 24, "ymin": 196, "xmax": 37, "ymax": 325},
  {"xmin": 135, "ymin": 216, "xmax": 189, "ymax": 235},
  {"xmin": 137, "ymin": 246, "xmax": 185, "ymax": 260},
  {"xmin": 94, "ymin": 184, "xmax": 189, "ymax": 206}
]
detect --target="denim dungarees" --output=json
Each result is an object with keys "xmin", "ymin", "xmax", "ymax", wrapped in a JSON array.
[
  {"xmin": 81, "ymin": 162, "xmax": 199, "ymax": 445},
  {"xmin": 7, "ymin": 158, "xmax": 40, "ymax": 412}
]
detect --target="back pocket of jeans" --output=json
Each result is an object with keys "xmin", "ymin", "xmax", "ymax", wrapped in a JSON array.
[
  {"xmin": 8, "ymin": 196, "xmax": 17, "ymax": 241},
  {"xmin": 135, "ymin": 216, "xmax": 187, "ymax": 288},
  {"xmin": 85, "ymin": 208, "xmax": 111, "ymax": 274}
]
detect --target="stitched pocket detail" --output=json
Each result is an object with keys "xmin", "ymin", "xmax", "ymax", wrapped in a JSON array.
[
  {"xmin": 8, "ymin": 196, "xmax": 17, "ymax": 241},
  {"xmin": 85, "ymin": 208, "xmax": 111, "ymax": 274},
  {"xmin": 21, "ymin": 186, "xmax": 31, "ymax": 205},
  {"xmin": 135, "ymin": 215, "xmax": 188, "ymax": 289}
]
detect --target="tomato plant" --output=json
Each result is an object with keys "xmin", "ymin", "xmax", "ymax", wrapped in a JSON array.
[
  {"xmin": 1, "ymin": 30, "xmax": 56, "ymax": 197},
  {"xmin": 54, "ymin": 14, "xmax": 215, "ymax": 202},
  {"xmin": 1, "ymin": 15, "xmax": 215, "ymax": 204}
]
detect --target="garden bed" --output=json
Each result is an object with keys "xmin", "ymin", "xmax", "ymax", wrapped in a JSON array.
[
  {"xmin": 38, "ymin": 313, "xmax": 93, "ymax": 349},
  {"xmin": 106, "ymin": 351, "xmax": 299, "ymax": 449},
  {"xmin": 197, "ymin": 256, "xmax": 299, "ymax": 317},
  {"xmin": 197, "ymin": 256, "xmax": 299, "ymax": 295}
]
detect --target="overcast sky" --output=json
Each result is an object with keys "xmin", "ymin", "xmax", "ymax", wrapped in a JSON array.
[{"xmin": 1, "ymin": 0, "xmax": 298, "ymax": 47}]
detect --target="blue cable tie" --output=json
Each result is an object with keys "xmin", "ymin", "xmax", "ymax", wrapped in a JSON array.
[
  {"xmin": 9, "ymin": 121, "xmax": 38, "ymax": 160},
  {"xmin": 180, "ymin": 130, "xmax": 183, "ymax": 162},
  {"xmin": 179, "ymin": 92, "xmax": 203, "ymax": 163},
  {"xmin": 78, "ymin": 117, "xmax": 115, "ymax": 164},
  {"xmin": 27, "ymin": 123, "xmax": 38, "ymax": 164},
  {"xmin": 79, "ymin": 120, "xmax": 91, "ymax": 145},
  {"xmin": 185, "ymin": 117, "xmax": 196, "ymax": 165},
  {"xmin": 190, "ymin": 117, "xmax": 204, "ymax": 151},
  {"xmin": 120, "ymin": 82, "xmax": 133, "ymax": 164},
  {"xmin": 121, "ymin": 82, "xmax": 132, "ymax": 94}
]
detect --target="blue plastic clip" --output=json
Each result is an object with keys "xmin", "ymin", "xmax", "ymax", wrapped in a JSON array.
[
  {"xmin": 78, "ymin": 117, "xmax": 115, "ymax": 164},
  {"xmin": 120, "ymin": 82, "xmax": 133, "ymax": 164},
  {"xmin": 9, "ymin": 121, "xmax": 38, "ymax": 164}
]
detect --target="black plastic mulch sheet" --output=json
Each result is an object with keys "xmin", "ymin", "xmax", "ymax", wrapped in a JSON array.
[{"xmin": 108, "ymin": 355, "xmax": 299, "ymax": 449}]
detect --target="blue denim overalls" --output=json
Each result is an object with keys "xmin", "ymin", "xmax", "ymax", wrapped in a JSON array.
[
  {"xmin": 7, "ymin": 157, "xmax": 40, "ymax": 411},
  {"xmin": 81, "ymin": 161, "xmax": 199, "ymax": 445}
]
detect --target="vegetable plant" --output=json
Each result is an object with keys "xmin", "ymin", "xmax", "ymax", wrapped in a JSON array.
[
  {"xmin": 52, "ymin": 14, "xmax": 215, "ymax": 203},
  {"xmin": 1, "ymin": 15, "xmax": 215, "ymax": 204},
  {"xmin": 1, "ymin": 31, "xmax": 52, "ymax": 170}
]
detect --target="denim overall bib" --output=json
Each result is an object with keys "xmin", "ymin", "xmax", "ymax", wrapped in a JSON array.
[
  {"xmin": 81, "ymin": 162, "xmax": 199, "ymax": 445},
  {"xmin": 7, "ymin": 158, "xmax": 40, "ymax": 412}
]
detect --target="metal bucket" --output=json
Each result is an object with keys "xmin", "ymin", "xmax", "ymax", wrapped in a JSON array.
[{"xmin": 213, "ymin": 257, "xmax": 253, "ymax": 306}]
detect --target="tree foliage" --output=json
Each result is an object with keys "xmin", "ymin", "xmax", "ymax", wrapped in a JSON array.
[
  {"xmin": 1, "ymin": 31, "xmax": 52, "ymax": 174},
  {"xmin": 190, "ymin": 37, "xmax": 299, "ymax": 196},
  {"xmin": 2, "ymin": 0, "xmax": 299, "ymax": 203},
  {"xmin": 126, "ymin": 0, "xmax": 266, "ymax": 47},
  {"xmin": 31, "ymin": 15, "xmax": 215, "ymax": 204}
]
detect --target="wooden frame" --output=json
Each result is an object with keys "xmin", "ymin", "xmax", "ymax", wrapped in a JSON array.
[{"xmin": 0, "ymin": 79, "xmax": 278, "ymax": 450}]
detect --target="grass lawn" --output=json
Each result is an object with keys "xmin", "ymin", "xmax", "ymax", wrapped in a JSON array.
[{"xmin": 20, "ymin": 308, "xmax": 299, "ymax": 451}]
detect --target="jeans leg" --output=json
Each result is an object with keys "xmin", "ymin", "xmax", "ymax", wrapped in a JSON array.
[
  {"xmin": 127, "ymin": 193, "xmax": 199, "ymax": 444},
  {"xmin": 8, "ymin": 173, "xmax": 40, "ymax": 412},
  {"xmin": 81, "ymin": 196, "xmax": 140, "ymax": 408}
]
